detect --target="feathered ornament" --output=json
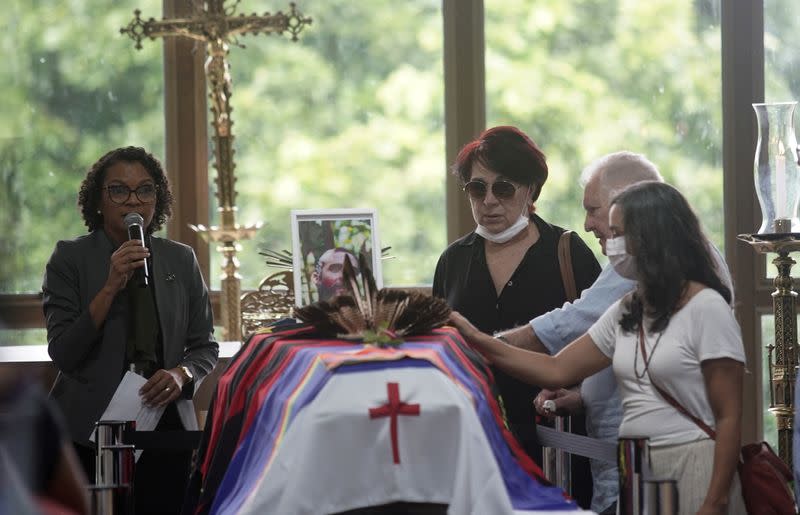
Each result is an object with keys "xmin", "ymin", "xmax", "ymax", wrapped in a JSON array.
[{"xmin": 293, "ymin": 253, "xmax": 451, "ymax": 347}]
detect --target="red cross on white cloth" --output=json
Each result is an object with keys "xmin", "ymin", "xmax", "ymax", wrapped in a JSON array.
[{"xmin": 369, "ymin": 382, "xmax": 421, "ymax": 464}]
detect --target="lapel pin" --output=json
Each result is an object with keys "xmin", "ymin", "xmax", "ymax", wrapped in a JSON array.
[{"xmin": 165, "ymin": 273, "xmax": 176, "ymax": 282}]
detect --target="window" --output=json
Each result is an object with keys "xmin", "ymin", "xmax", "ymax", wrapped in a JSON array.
[
  {"xmin": 208, "ymin": 0, "xmax": 446, "ymax": 289},
  {"xmin": 759, "ymin": 313, "xmax": 784, "ymax": 450},
  {"xmin": 1, "ymin": 0, "xmax": 164, "ymax": 294},
  {"xmin": 0, "ymin": 2, "xmax": 786, "ymax": 453},
  {"xmin": 0, "ymin": 0, "xmax": 163, "ymax": 345},
  {"xmin": 485, "ymin": 1, "xmax": 723, "ymax": 258},
  {"xmin": 0, "ymin": 0, "xmax": 784, "ymax": 457}
]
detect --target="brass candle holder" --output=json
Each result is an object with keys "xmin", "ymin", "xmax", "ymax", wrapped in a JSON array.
[
  {"xmin": 739, "ymin": 101, "xmax": 800, "ymax": 468},
  {"xmin": 738, "ymin": 232, "xmax": 800, "ymax": 468}
]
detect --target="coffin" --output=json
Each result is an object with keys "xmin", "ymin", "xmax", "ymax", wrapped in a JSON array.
[{"xmin": 183, "ymin": 323, "xmax": 589, "ymax": 515}]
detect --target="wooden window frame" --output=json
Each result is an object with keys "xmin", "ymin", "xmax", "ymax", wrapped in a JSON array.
[{"xmin": 0, "ymin": 0, "xmax": 769, "ymax": 442}]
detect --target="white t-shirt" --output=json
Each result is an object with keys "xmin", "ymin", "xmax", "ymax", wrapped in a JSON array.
[{"xmin": 587, "ymin": 288, "xmax": 745, "ymax": 447}]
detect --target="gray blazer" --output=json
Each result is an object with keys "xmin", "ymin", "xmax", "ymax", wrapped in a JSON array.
[{"xmin": 42, "ymin": 230, "xmax": 219, "ymax": 444}]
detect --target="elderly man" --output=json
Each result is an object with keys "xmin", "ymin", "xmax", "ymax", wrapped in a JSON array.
[{"xmin": 493, "ymin": 151, "xmax": 733, "ymax": 514}]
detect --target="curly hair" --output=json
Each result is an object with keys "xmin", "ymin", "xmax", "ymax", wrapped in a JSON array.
[
  {"xmin": 612, "ymin": 181, "xmax": 731, "ymax": 334},
  {"xmin": 78, "ymin": 146, "xmax": 173, "ymax": 234}
]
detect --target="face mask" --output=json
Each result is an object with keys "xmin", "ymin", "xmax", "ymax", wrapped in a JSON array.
[
  {"xmin": 474, "ymin": 185, "xmax": 532, "ymax": 244},
  {"xmin": 605, "ymin": 236, "xmax": 638, "ymax": 280},
  {"xmin": 476, "ymin": 214, "xmax": 530, "ymax": 244}
]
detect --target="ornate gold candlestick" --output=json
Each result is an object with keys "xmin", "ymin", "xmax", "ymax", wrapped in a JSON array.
[
  {"xmin": 738, "ymin": 233, "xmax": 800, "ymax": 467},
  {"xmin": 121, "ymin": 1, "xmax": 311, "ymax": 341},
  {"xmin": 190, "ymin": 222, "xmax": 262, "ymax": 342}
]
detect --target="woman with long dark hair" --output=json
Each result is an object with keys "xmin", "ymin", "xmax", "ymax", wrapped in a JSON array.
[{"xmin": 451, "ymin": 181, "xmax": 745, "ymax": 514}]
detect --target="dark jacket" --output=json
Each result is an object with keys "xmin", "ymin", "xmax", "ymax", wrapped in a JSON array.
[{"xmin": 42, "ymin": 230, "xmax": 218, "ymax": 444}]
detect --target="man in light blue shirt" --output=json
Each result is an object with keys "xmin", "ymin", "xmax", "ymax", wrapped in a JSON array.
[
  {"xmin": 494, "ymin": 151, "xmax": 661, "ymax": 514},
  {"xmin": 531, "ymin": 267, "xmax": 631, "ymax": 514}
]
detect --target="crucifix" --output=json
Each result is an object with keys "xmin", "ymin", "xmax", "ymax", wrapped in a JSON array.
[{"xmin": 121, "ymin": 1, "xmax": 312, "ymax": 342}]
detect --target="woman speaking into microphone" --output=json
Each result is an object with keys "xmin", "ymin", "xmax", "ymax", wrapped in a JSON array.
[{"xmin": 42, "ymin": 146, "xmax": 218, "ymax": 514}]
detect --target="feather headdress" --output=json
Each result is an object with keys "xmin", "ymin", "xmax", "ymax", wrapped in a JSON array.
[{"xmin": 293, "ymin": 253, "xmax": 451, "ymax": 347}]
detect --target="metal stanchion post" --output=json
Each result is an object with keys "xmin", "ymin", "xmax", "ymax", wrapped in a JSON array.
[
  {"xmin": 643, "ymin": 478, "xmax": 678, "ymax": 515},
  {"xmin": 94, "ymin": 420, "xmax": 136, "ymax": 515},
  {"xmin": 553, "ymin": 416, "xmax": 572, "ymax": 494},
  {"xmin": 541, "ymin": 444, "xmax": 557, "ymax": 485},
  {"xmin": 95, "ymin": 420, "xmax": 135, "ymax": 483},
  {"xmin": 100, "ymin": 444, "xmax": 135, "ymax": 487},
  {"xmin": 540, "ymin": 401, "xmax": 572, "ymax": 495},
  {"xmin": 89, "ymin": 485, "xmax": 131, "ymax": 515},
  {"xmin": 617, "ymin": 437, "xmax": 650, "ymax": 515}
]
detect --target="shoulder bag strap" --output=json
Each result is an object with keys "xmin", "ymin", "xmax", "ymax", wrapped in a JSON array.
[
  {"xmin": 638, "ymin": 325, "xmax": 717, "ymax": 439},
  {"xmin": 557, "ymin": 231, "xmax": 578, "ymax": 302}
]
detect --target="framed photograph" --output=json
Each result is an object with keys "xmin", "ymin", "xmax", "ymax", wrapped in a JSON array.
[{"xmin": 290, "ymin": 208, "xmax": 382, "ymax": 306}]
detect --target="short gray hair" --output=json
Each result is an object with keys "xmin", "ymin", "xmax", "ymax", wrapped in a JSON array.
[{"xmin": 579, "ymin": 152, "xmax": 663, "ymax": 198}]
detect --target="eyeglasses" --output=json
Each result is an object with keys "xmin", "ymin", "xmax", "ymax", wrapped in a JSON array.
[
  {"xmin": 104, "ymin": 184, "xmax": 157, "ymax": 205},
  {"xmin": 463, "ymin": 180, "xmax": 520, "ymax": 201}
]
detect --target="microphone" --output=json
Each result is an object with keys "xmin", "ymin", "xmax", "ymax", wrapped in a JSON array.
[{"xmin": 124, "ymin": 212, "xmax": 150, "ymax": 287}]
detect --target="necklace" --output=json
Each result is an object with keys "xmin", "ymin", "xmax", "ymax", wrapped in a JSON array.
[{"xmin": 634, "ymin": 324, "xmax": 664, "ymax": 380}]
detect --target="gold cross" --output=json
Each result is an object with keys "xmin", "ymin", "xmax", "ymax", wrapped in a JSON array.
[{"xmin": 121, "ymin": 1, "xmax": 311, "ymax": 341}]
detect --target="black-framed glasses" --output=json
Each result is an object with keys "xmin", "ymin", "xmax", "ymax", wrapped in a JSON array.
[
  {"xmin": 463, "ymin": 180, "xmax": 519, "ymax": 201},
  {"xmin": 104, "ymin": 184, "xmax": 157, "ymax": 205}
]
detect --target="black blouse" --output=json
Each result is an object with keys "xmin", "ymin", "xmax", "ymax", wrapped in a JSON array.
[{"xmin": 432, "ymin": 214, "xmax": 601, "ymax": 439}]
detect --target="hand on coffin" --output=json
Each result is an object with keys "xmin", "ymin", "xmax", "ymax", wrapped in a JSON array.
[
  {"xmin": 448, "ymin": 311, "xmax": 482, "ymax": 342},
  {"xmin": 448, "ymin": 311, "xmax": 505, "ymax": 363}
]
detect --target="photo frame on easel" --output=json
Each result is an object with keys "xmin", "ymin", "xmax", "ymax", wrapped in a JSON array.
[{"xmin": 290, "ymin": 208, "xmax": 382, "ymax": 306}]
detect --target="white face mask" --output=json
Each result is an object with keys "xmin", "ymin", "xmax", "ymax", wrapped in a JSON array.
[
  {"xmin": 605, "ymin": 236, "xmax": 638, "ymax": 280},
  {"xmin": 475, "ymin": 214, "xmax": 530, "ymax": 244},
  {"xmin": 474, "ymin": 184, "xmax": 531, "ymax": 244}
]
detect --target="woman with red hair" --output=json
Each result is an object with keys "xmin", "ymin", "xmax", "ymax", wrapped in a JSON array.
[{"xmin": 433, "ymin": 126, "xmax": 600, "ymax": 506}]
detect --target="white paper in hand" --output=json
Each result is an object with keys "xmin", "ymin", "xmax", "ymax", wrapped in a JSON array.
[{"xmin": 91, "ymin": 371, "xmax": 166, "ymax": 460}]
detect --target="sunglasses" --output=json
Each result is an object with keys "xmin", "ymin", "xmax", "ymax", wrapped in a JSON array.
[{"xmin": 463, "ymin": 180, "xmax": 520, "ymax": 201}]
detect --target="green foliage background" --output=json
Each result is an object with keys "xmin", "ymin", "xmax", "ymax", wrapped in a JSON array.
[
  {"xmin": 1, "ymin": 0, "xmax": 163, "ymax": 293},
  {"xmin": 3, "ymin": 0, "xmax": 799, "ymax": 294},
  {"xmin": 2, "ymin": 0, "xmax": 799, "ymax": 450},
  {"xmin": 485, "ymin": 0, "xmax": 727, "ymax": 260},
  {"xmin": 215, "ymin": 0, "xmax": 445, "ymax": 288}
]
